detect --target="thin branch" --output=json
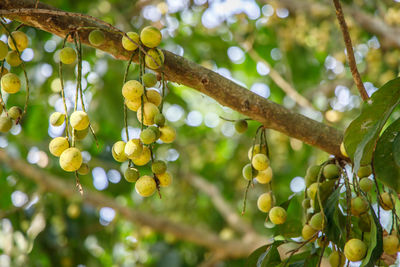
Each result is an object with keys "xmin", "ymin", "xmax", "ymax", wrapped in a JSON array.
[{"xmin": 332, "ymin": 0, "xmax": 368, "ymax": 101}]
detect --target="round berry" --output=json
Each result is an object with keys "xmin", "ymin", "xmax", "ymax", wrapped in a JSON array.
[
  {"xmin": 257, "ymin": 192, "xmax": 274, "ymax": 213},
  {"xmin": 0, "ymin": 41, "xmax": 8, "ymax": 60},
  {"xmin": 49, "ymin": 137, "xmax": 69, "ymax": 157},
  {"xmin": 137, "ymin": 102, "xmax": 159, "ymax": 126},
  {"xmin": 145, "ymin": 48, "xmax": 164, "ymax": 69},
  {"xmin": 142, "ymin": 73, "xmax": 157, "ymax": 87},
  {"xmin": 124, "ymin": 139, "xmax": 143, "ymax": 160},
  {"xmin": 122, "ymin": 32, "xmax": 140, "ymax": 51},
  {"xmin": 140, "ymin": 26, "xmax": 162, "ymax": 48},
  {"xmin": 157, "ymin": 171, "xmax": 172, "ymax": 187},
  {"xmin": 269, "ymin": 207, "xmax": 287, "ymax": 225},
  {"xmin": 5, "ymin": 51, "xmax": 22, "ymax": 67},
  {"xmin": 359, "ymin": 178, "xmax": 374, "ymax": 192},
  {"xmin": 112, "ymin": 141, "xmax": 127, "ymax": 162},
  {"xmin": 234, "ymin": 120, "xmax": 248, "ymax": 133},
  {"xmin": 50, "ymin": 112, "xmax": 65, "ymax": 126},
  {"xmin": 0, "ymin": 117, "xmax": 12, "ymax": 132},
  {"xmin": 145, "ymin": 90, "xmax": 162, "ymax": 107},
  {"xmin": 344, "ymin": 239, "xmax": 367, "ymax": 262},
  {"xmin": 159, "ymin": 125, "xmax": 176, "ymax": 143},
  {"xmin": 59, "ymin": 47, "xmax": 77, "ymax": 64},
  {"xmin": 357, "ymin": 165, "xmax": 372, "ymax": 178},
  {"xmin": 323, "ymin": 164, "xmax": 340, "ymax": 180},
  {"xmin": 251, "ymin": 153, "xmax": 269, "ymax": 171},
  {"xmin": 8, "ymin": 106, "xmax": 22, "ymax": 120},
  {"xmin": 122, "ymin": 80, "xmax": 144, "ymax": 101},
  {"xmin": 1, "ymin": 73, "xmax": 20, "ymax": 94},
  {"xmin": 135, "ymin": 175, "xmax": 156, "ymax": 197},
  {"xmin": 70, "ymin": 111, "xmax": 89, "ymax": 130},
  {"xmin": 309, "ymin": 212, "xmax": 325, "ymax": 231},
  {"xmin": 154, "ymin": 113, "xmax": 165, "ymax": 126},
  {"xmin": 132, "ymin": 146, "xmax": 151, "ymax": 166},
  {"xmin": 383, "ymin": 235, "xmax": 399, "ymax": 255},
  {"xmin": 140, "ymin": 128, "xmax": 156, "ymax": 145},
  {"xmin": 124, "ymin": 167, "xmax": 139, "ymax": 183},
  {"xmin": 59, "ymin": 147, "xmax": 82, "ymax": 172},
  {"xmin": 152, "ymin": 160, "xmax": 167, "ymax": 175},
  {"xmin": 77, "ymin": 163, "xmax": 89, "ymax": 175},
  {"xmin": 302, "ymin": 224, "xmax": 317, "ymax": 241},
  {"xmin": 8, "ymin": 31, "xmax": 29, "ymax": 51},
  {"xmin": 255, "ymin": 167, "xmax": 273, "ymax": 184},
  {"xmin": 88, "ymin": 29, "xmax": 105, "ymax": 46}
]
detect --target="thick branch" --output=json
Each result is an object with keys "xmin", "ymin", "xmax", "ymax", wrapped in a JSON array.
[
  {"xmin": 0, "ymin": 0, "xmax": 344, "ymax": 156},
  {"xmin": 0, "ymin": 149, "xmax": 261, "ymax": 259}
]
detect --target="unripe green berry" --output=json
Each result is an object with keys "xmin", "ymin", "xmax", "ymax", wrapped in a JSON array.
[
  {"xmin": 0, "ymin": 41, "xmax": 8, "ymax": 60},
  {"xmin": 323, "ymin": 164, "xmax": 340, "ymax": 180},
  {"xmin": 59, "ymin": 47, "xmax": 77, "ymax": 64},
  {"xmin": 148, "ymin": 126, "xmax": 160, "ymax": 139},
  {"xmin": 302, "ymin": 224, "xmax": 317, "ymax": 241},
  {"xmin": 234, "ymin": 120, "xmax": 248, "ymax": 133},
  {"xmin": 351, "ymin": 196, "xmax": 369, "ymax": 216},
  {"xmin": 0, "ymin": 116, "xmax": 12, "ymax": 132},
  {"xmin": 154, "ymin": 113, "xmax": 165, "ymax": 126},
  {"xmin": 329, "ymin": 251, "xmax": 345, "ymax": 267},
  {"xmin": 142, "ymin": 73, "xmax": 157, "ymax": 87},
  {"xmin": 242, "ymin": 163, "xmax": 257, "ymax": 180},
  {"xmin": 124, "ymin": 167, "xmax": 139, "ymax": 183},
  {"xmin": 309, "ymin": 212, "xmax": 325, "ymax": 231},
  {"xmin": 305, "ymin": 165, "xmax": 321, "ymax": 187},
  {"xmin": 140, "ymin": 128, "xmax": 156, "ymax": 145},
  {"xmin": 77, "ymin": 163, "xmax": 89, "ymax": 175},
  {"xmin": 357, "ymin": 165, "xmax": 372, "ymax": 178},
  {"xmin": 302, "ymin": 198, "xmax": 311, "ymax": 209},
  {"xmin": 88, "ymin": 29, "xmax": 105, "ymax": 46},
  {"xmin": 359, "ymin": 178, "xmax": 374, "ymax": 193},
  {"xmin": 5, "ymin": 51, "xmax": 22, "ymax": 67},
  {"xmin": 151, "ymin": 160, "xmax": 167, "ymax": 175},
  {"xmin": 8, "ymin": 106, "xmax": 22, "ymax": 120}
]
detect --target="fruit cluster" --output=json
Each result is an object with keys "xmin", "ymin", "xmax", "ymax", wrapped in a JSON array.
[{"xmin": 0, "ymin": 30, "xmax": 29, "ymax": 132}]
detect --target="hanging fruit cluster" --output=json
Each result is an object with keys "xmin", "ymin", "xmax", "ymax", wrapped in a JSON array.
[{"xmin": 111, "ymin": 26, "xmax": 175, "ymax": 198}]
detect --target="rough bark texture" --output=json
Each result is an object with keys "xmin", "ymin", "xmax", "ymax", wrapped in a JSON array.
[{"xmin": 0, "ymin": 0, "xmax": 344, "ymax": 156}]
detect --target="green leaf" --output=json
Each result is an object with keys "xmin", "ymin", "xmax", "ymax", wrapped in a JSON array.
[
  {"xmin": 392, "ymin": 134, "xmax": 400, "ymax": 168},
  {"xmin": 373, "ymin": 118, "xmax": 400, "ymax": 192},
  {"xmin": 324, "ymin": 187, "xmax": 345, "ymax": 247},
  {"xmin": 246, "ymin": 245, "xmax": 269, "ymax": 267},
  {"xmin": 344, "ymin": 77, "xmax": 400, "ymax": 173},
  {"xmin": 360, "ymin": 207, "xmax": 383, "ymax": 266},
  {"xmin": 275, "ymin": 195, "xmax": 303, "ymax": 238},
  {"xmin": 258, "ymin": 241, "xmax": 285, "ymax": 267}
]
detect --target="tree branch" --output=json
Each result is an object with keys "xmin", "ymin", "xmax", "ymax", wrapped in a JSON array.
[
  {"xmin": 332, "ymin": 0, "xmax": 368, "ymax": 101},
  {"xmin": 0, "ymin": 0, "xmax": 344, "ymax": 156},
  {"xmin": 0, "ymin": 149, "xmax": 262, "ymax": 259}
]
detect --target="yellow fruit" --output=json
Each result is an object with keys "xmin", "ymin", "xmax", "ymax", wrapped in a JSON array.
[
  {"xmin": 380, "ymin": 192, "xmax": 395, "ymax": 211},
  {"xmin": 132, "ymin": 146, "xmax": 151, "ymax": 166},
  {"xmin": 49, "ymin": 137, "xmax": 69, "ymax": 157},
  {"xmin": 0, "ymin": 117, "xmax": 12, "ymax": 132},
  {"xmin": 309, "ymin": 212, "xmax": 325, "ymax": 231},
  {"xmin": 329, "ymin": 251, "xmax": 345, "ymax": 267},
  {"xmin": 8, "ymin": 106, "xmax": 22, "ymax": 120},
  {"xmin": 8, "ymin": 31, "xmax": 29, "ymax": 51},
  {"xmin": 383, "ymin": 235, "xmax": 399, "ymax": 255},
  {"xmin": 159, "ymin": 125, "xmax": 176, "ymax": 143},
  {"xmin": 122, "ymin": 32, "xmax": 140, "ymax": 51},
  {"xmin": 1, "ymin": 73, "xmax": 21, "ymax": 94},
  {"xmin": 59, "ymin": 47, "xmax": 77, "ymax": 64},
  {"xmin": 145, "ymin": 90, "xmax": 162, "ymax": 106},
  {"xmin": 157, "ymin": 171, "xmax": 172, "ymax": 187},
  {"xmin": 112, "ymin": 141, "xmax": 127, "ymax": 162},
  {"xmin": 59, "ymin": 147, "xmax": 82, "ymax": 172},
  {"xmin": 340, "ymin": 142, "xmax": 348, "ymax": 157},
  {"xmin": 140, "ymin": 128, "xmax": 156, "ymax": 144},
  {"xmin": 50, "ymin": 112, "xmax": 65, "ymax": 126},
  {"xmin": 302, "ymin": 224, "xmax": 317, "ymax": 241},
  {"xmin": 137, "ymin": 102, "xmax": 159, "ymax": 126},
  {"xmin": 344, "ymin": 239, "xmax": 367, "ymax": 262},
  {"xmin": 269, "ymin": 207, "xmax": 287, "ymax": 225},
  {"xmin": 252, "ymin": 153, "xmax": 269, "ymax": 171},
  {"xmin": 140, "ymin": 26, "xmax": 162, "ymax": 48},
  {"xmin": 5, "ymin": 51, "xmax": 22, "ymax": 67},
  {"xmin": 357, "ymin": 165, "xmax": 372, "ymax": 178},
  {"xmin": 151, "ymin": 160, "xmax": 167, "ymax": 174},
  {"xmin": 0, "ymin": 41, "xmax": 8, "ymax": 60},
  {"xmin": 145, "ymin": 48, "xmax": 164, "ymax": 69},
  {"xmin": 67, "ymin": 203, "xmax": 80, "ymax": 219},
  {"xmin": 255, "ymin": 167, "xmax": 273, "ymax": 184},
  {"xmin": 248, "ymin": 144, "xmax": 267, "ymax": 160},
  {"xmin": 351, "ymin": 196, "xmax": 369, "ymax": 216},
  {"xmin": 122, "ymin": 80, "xmax": 144, "ymax": 101},
  {"xmin": 142, "ymin": 73, "xmax": 157, "ymax": 87},
  {"xmin": 124, "ymin": 139, "xmax": 143, "ymax": 159},
  {"xmin": 307, "ymin": 183, "xmax": 319, "ymax": 200},
  {"xmin": 124, "ymin": 167, "xmax": 139, "ymax": 183},
  {"xmin": 70, "ymin": 111, "xmax": 89, "ymax": 130},
  {"xmin": 257, "ymin": 192, "xmax": 274, "ymax": 213},
  {"xmin": 135, "ymin": 175, "xmax": 157, "ymax": 197},
  {"xmin": 125, "ymin": 98, "xmax": 142, "ymax": 112},
  {"xmin": 77, "ymin": 163, "xmax": 89, "ymax": 175},
  {"xmin": 88, "ymin": 29, "xmax": 105, "ymax": 46}
]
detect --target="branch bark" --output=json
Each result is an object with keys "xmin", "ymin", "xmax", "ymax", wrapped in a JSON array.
[
  {"xmin": 0, "ymin": 149, "xmax": 264, "ymax": 259},
  {"xmin": 0, "ymin": 0, "xmax": 343, "ymax": 157}
]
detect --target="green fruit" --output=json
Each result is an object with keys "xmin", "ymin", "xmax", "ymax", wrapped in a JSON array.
[
  {"xmin": 0, "ymin": 116, "xmax": 12, "ymax": 132},
  {"xmin": 302, "ymin": 224, "xmax": 317, "ymax": 241},
  {"xmin": 329, "ymin": 251, "xmax": 345, "ymax": 267},
  {"xmin": 70, "ymin": 111, "xmax": 89, "ymax": 130},
  {"xmin": 351, "ymin": 196, "xmax": 369, "ymax": 216},
  {"xmin": 251, "ymin": 153, "xmax": 269, "ymax": 171},
  {"xmin": 140, "ymin": 128, "xmax": 156, "ymax": 145},
  {"xmin": 159, "ymin": 125, "xmax": 176, "ymax": 143},
  {"xmin": 148, "ymin": 126, "xmax": 160, "ymax": 139},
  {"xmin": 5, "ymin": 51, "xmax": 22, "ymax": 67},
  {"xmin": 380, "ymin": 192, "xmax": 395, "ymax": 210},
  {"xmin": 242, "ymin": 163, "xmax": 257, "ymax": 180},
  {"xmin": 154, "ymin": 113, "xmax": 165, "ymax": 126},
  {"xmin": 344, "ymin": 239, "xmax": 367, "ymax": 262},
  {"xmin": 8, "ymin": 106, "xmax": 22, "ymax": 120},
  {"xmin": 88, "ymin": 29, "xmax": 105, "ymax": 46},
  {"xmin": 124, "ymin": 167, "xmax": 139, "ymax": 183},
  {"xmin": 358, "ymin": 214, "xmax": 371, "ymax": 232},
  {"xmin": 140, "ymin": 26, "xmax": 162, "ymax": 48},
  {"xmin": 309, "ymin": 212, "xmax": 325, "ymax": 231},
  {"xmin": 77, "ymin": 163, "xmax": 89, "ymax": 175},
  {"xmin": 307, "ymin": 182, "xmax": 319, "ymax": 200},
  {"xmin": 135, "ymin": 175, "xmax": 156, "ymax": 197},
  {"xmin": 257, "ymin": 192, "xmax": 274, "ymax": 213},
  {"xmin": 122, "ymin": 80, "xmax": 144, "ymax": 101},
  {"xmin": 122, "ymin": 32, "xmax": 140, "ymax": 51},
  {"xmin": 49, "ymin": 137, "xmax": 69, "ymax": 157},
  {"xmin": 302, "ymin": 198, "xmax": 311, "ymax": 209},
  {"xmin": 357, "ymin": 165, "xmax": 372, "ymax": 178},
  {"xmin": 151, "ymin": 160, "xmax": 167, "ymax": 175},
  {"xmin": 59, "ymin": 47, "xmax": 77, "ymax": 64},
  {"xmin": 269, "ymin": 207, "xmax": 287, "ymax": 225},
  {"xmin": 8, "ymin": 31, "xmax": 29, "ymax": 51},
  {"xmin": 1, "ymin": 73, "xmax": 20, "ymax": 94},
  {"xmin": 383, "ymin": 235, "xmax": 399, "ymax": 255},
  {"xmin": 74, "ymin": 128, "xmax": 89, "ymax": 141},
  {"xmin": 145, "ymin": 90, "xmax": 162, "ymax": 106},
  {"xmin": 0, "ymin": 41, "xmax": 8, "ymax": 60},
  {"xmin": 359, "ymin": 178, "xmax": 374, "ymax": 192},
  {"xmin": 305, "ymin": 165, "xmax": 321, "ymax": 187},
  {"xmin": 145, "ymin": 48, "xmax": 164, "ymax": 69},
  {"xmin": 142, "ymin": 73, "xmax": 157, "ymax": 87},
  {"xmin": 234, "ymin": 120, "xmax": 248, "ymax": 133},
  {"xmin": 112, "ymin": 141, "xmax": 127, "ymax": 162},
  {"xmin": 50, "ymin": 112, "xmax": 65, "ymax": 126},
  {"xmin": 323, "ymin": 164, "xmax": 340, "ymax": 180},
  {"xmin": 59, "ymin": 147, "xmax": 82, "ymax": 172}
]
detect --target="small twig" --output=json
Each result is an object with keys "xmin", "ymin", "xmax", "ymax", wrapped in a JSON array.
[{"xmin": 332, "ymin": 0, "xmax": 368, "ymax": 101}]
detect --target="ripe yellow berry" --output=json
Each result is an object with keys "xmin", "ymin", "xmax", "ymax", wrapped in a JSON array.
[
  {"xmin": 132, "ymin": 145, "xmax": 151, "ymax": 166},
  {"xmin": 137, "ymin": 102, "xmax": 159, "ymax": 126},
  {"xmin": 257, "ymin": 192, "xmax": 274, "ymax": 213},
  {"xmin": 380, "ymin": 192, "xmax": 395, "ymax": 211},
  {"xmin": 157, "ymin": 171, "xmax": 172, "ymax": 187},
  {"xmin": 135, "ymin": 175, "xmax": 157, "ymax": 197},
  {"xmin": 1, "ymin": 73, "xmax": 21, "ymax": 94},
  {"xmin": 252, "ymin": 153, "xmax": 269, "ymax": 171},
  {"xmin": 255, "ymin": 167, "xmax": 273, "ymax": 184},
  {"xmin": 125, "ymin": 98, "xmax": 142, "ymax": 112},
  {"xmin": 77, "ymin": 163, "xmax": 90, "ymax": 175},
  {"xmin": 70, "ymin": 111, "xmax": 89, "ymax": 130},
  {"xmin": 329, "ymin": 251, "xmax": 345, "ymax": 267},
  {"xmin": 140, "ymin": 128, "xmax": 156, "ymax": 144},
  {"xmin": 140, "ymin": 26, "xmax": 162, "ymax": 48},
  {"xmin": 159, "ymin": 125, "xmax": 176, "ymax": 143},
  {"xmin": 142, "ymin": 73, "xmax": 157, "ymax": 87},
  {"xmin": 340, "ymin": 142, "xmax": 348, "ymax": 157},
  {"xmin": 122, "ymin": 80, "xmax": 144, "ymax": 101},
  {"xmin": 302, "ymin": 224, "xmax": 317, "ymax": 241},
  {"xmin": 5, "ymin": 51, "xmax": 22, "ymax": 67},
  {"xmin": 49, "ymin": 112, "xmax": 65, "ymax": 126},
  {"xmin": 269, "ymin": 206, "xmax": 287, "ymax": 225},
  {"xmin": 152, "ymin": 160, "xmax": 167, "ymax": 175},
  {"xmin": 0, "ymin": 41, "xmax": 8, "ymax": 60},
  {"xmin": 8, "ymin": 31, "xmax": 29, "ymax": 51},
  {"xmin": 145, "ymin": 48, "xmax": 164, "ymax": 69},
  {"xmin": 145, "ymin": 90, "xmax": 162, "ymax": 107},
  {"xmin": 59, "ymin": 47, "xmax": 77, "ymax": 64},
  {"xmin": 122, "ymin": 32, "xmax": 140, "ymax": 51},
  {"xmin": 59, "ymin": 147, "xmax": 82, "ymax": 172},
  {"xmin": 309, "ymin": 212, "xmax": 325, "ymax": 231},
  {"xmin": 49, "ymin": 137, "xmax": 69, "ymax": 157},
  {"xmin": 0, "ymin": 117, "xmax": 12, "ymax": 132},
  {"xmin": 8, "ymin": 106, "xmax": 22, "ymax": 120},
  {"xmin": 124, "ymin": 167, "xmax": 139, "ymax": 183},
  {"xmin": 344, "ymin": 239, "xmax": 367, "ymax": 262},
  {"xmin": 124, "ymin": 139, "xmax": 143, "ymax": 159},
  {"xmin": 88, "ymin": 29, "xmax": 105, "ymax": 46},
  {"xmin": 112, "ymin": 141, "xmax": 128, "ymax": 162},
  {"xmin": 383, "ymin": 235, "xmax": 399, "ymax": 255},
  {"xmin": 351, "ymin": 196, "xmax": 369, "ymax": 216},
  {"xmin": 248, "ymin": 144, "xmax": 267, "ymax": 160}
]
